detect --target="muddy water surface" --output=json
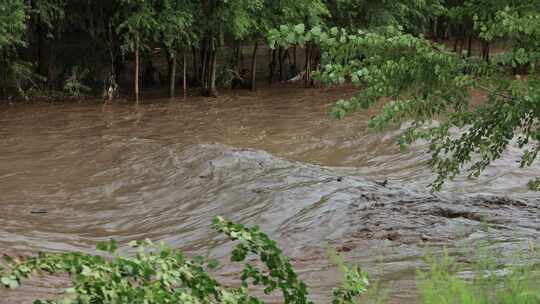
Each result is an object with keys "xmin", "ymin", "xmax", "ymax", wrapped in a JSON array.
[{"xmin": 0, "ymin": 85, "xmax": 539, "ymax": 303}]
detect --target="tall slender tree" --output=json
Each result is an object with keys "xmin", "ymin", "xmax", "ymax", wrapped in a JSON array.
[
  {"xmin": 156, "ymin": 0, "xmax": 194, "ymax": 99},
  {"xmin": 116, "ymin": 0, "xmax": 158, "ymax": 103}
]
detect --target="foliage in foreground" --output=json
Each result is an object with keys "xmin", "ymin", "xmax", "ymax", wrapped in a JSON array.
[
  {"xmin": 418, "ymin": 244, "xmax": 540, "ymax": 304},
  {"xmin": 0, "ymin": 217, "xmax": 368, "ymax": 304}
]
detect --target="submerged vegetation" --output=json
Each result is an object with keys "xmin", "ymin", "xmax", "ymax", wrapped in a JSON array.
[{"xmin": 1, "ymin": 219, "xmax": 538, "ymax": 303}]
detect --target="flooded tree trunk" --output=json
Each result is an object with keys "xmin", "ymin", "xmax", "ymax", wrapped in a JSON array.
[
  {"xmin": 134, "ymin": 35, "xmax": 140, "ymax": 103},
  {"xmin": 169, "ymin": 51, "xmax": 176, "ymax": 99},
  {"xmin": 278, "ymin": 47, "xmax": 283, "ymax": 82},
  {"xmin": 0, "ymin": 50, "xmax": 6, "ymax": 96},
  {"xmin": 239, "ymin": 43, "xmax": 244, "ymax": 70},
  {"xmin": 232, "ymin": 40, "xmax": 240, "ymax": 71},
  {"xmin": 41, "ymin": 36, "xmax": 58, "ymax": 89},
  {"xmin": 36, "ymin": 24, "xmax": 48, "ymax": 82},
  {"xmin": 268, "ymin": 49, "xmax": 276, "ymax": 85},
  {"xmin": 201, "ymin": 41, "xmax": 208, "ymax": 89},
  {"xmin": 304, "ymin": 45, "xmax": 310, "ymax": 88},
  {"xmin": 293, "ymin": 45, "xmax": 297, "ymax": 68},
  {"xmin": 107, "ymin": 21, "xmax": 115, "ymax": 76},
  {"xmin": 251, "ymin": 42, "xmax": 258, "ymax": 91},
  {"xmin": 183, "ymin": 51, "xmax": 187, "ymax": 99},
  {"xmin": 284, "ymin": 49, "xmax": 290, "ymax": 78},
  {"xmin": 311, "ymin": 47, "xmax": 319, "ymax": 87},
  {"xmin": 209, "ymin": 49, "xmax": 218, "ymax": 97},
  {"xmin": 192, "ymin": 47, "xmax": 198, "ymax": 83}
]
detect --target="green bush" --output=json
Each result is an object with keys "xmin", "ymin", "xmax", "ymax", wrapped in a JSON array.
[{"xmin": 6, "ymin": 61, "xmax": 46, "ymax": 100}]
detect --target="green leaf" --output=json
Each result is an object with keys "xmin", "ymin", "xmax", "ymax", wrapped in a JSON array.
[
  {"xmin": 311, "ymin": 26, "xmax": 322, "ymax": 37},
  {"xmin": 1, "ymin": 276, "xmax": 19, "ymax": 289},
  {"xmin": 286, "ymin": 32, "xmax": 296, "ymax": 44},
  {"xmin": 294, "ymin": 23, "xmax": 305, "ymax": 34}
]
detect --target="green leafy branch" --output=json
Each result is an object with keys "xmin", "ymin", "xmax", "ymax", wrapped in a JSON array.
[
  {"xmin": 1, "ymin": 218, "xmax": 369, "ymax": 304},
  {"xmin": 268, "ymin": 22, "xmax": 540, "ymax": 191}
]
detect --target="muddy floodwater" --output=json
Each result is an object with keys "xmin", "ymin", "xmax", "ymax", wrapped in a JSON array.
[{"xmin": 0, "ymin": 85, "xmax": 539, "ymax": 303}]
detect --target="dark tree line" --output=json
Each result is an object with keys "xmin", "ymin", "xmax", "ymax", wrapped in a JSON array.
[{"xmin": 0, "ymin": 0, "xmax": 535, "ymax": 102}]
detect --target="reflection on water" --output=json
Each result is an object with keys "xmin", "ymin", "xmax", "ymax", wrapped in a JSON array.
[{"xmin": 0, "ymin": 85, "xmax": 538, "ymax": 303}]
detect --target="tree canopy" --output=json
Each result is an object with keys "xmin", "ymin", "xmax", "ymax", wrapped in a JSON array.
[{"xmin": 0, "ymin": 0, "xmax": 27, "ymax": 50}]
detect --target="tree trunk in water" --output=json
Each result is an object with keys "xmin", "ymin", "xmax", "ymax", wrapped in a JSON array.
[
  {"xmin": 209, "ymin": 49, "xmax": 218, "ymax": 97},
  {"xmin": 250, "ymin": 42, "xmax": 258, "ymax": 91},
  {"xmin": 304, "ymin": 46, "xmax": 310, "ymax": 88},
  {"xmin": 278, "ymin": 47, "xmax": 283, "ymax": 82},
  {"xmin": 201, "ymin": 39, "xmax": 208, "ymax": 88},
  {"xmin": 232, "ymin": 41, "xmax": 240, "ymax": 71},
  {"xmin": 169, "ymin": 52, "xmax": 176, "ymax": 99},
  {"xmin": 36, "ymin": 24, "xmax": 48, "ymax": 79},
  {"xmin": 192, "ymin": 47, "xmax": 198, "ymax": 83},
  {"xmin": 239, "ymin": 43, "xmax": 244, "ymax": 70},
  {"xmin": 108, "ymin": 22, "xmax": 115, "ymax": 76},
  {"xmin": 183, "ymin": 51, "xmax": 187, "ymax": 99},
  {"xmin": 268, "ymin": 49, "xmax": 276, "ymax": 85},
  {"xmin": 1, "ymin": 50, "xmax": 6, "ymax": 97},
  {"xmin": 293, "ymin": 46, "xmax": 297, "ymax": 67},
  {"xmin": 47, "ymin": 42, "xmax": 57, "ymax": 88},
  {"xmin": 311, "ymin": 47, "xmax": 319, "ymax": 87},
  {"xmin": 134, "ymin": 35, "xmax": 140, "ymax": 103}
]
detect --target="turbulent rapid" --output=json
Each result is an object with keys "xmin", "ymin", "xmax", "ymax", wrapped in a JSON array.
[{"xmin": 0, "ymin": 86, "xmax": 538, "ymax": 303}]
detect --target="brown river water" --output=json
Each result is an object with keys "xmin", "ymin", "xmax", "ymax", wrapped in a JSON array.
[{"xmin": 0, "ymin": 85, "xmax": 539, "ymax": 303}]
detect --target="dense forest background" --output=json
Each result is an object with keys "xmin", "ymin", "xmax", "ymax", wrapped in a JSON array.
[{"xmin": 0, "ymin": 0, "xmax": 535, "ymax": 101}]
